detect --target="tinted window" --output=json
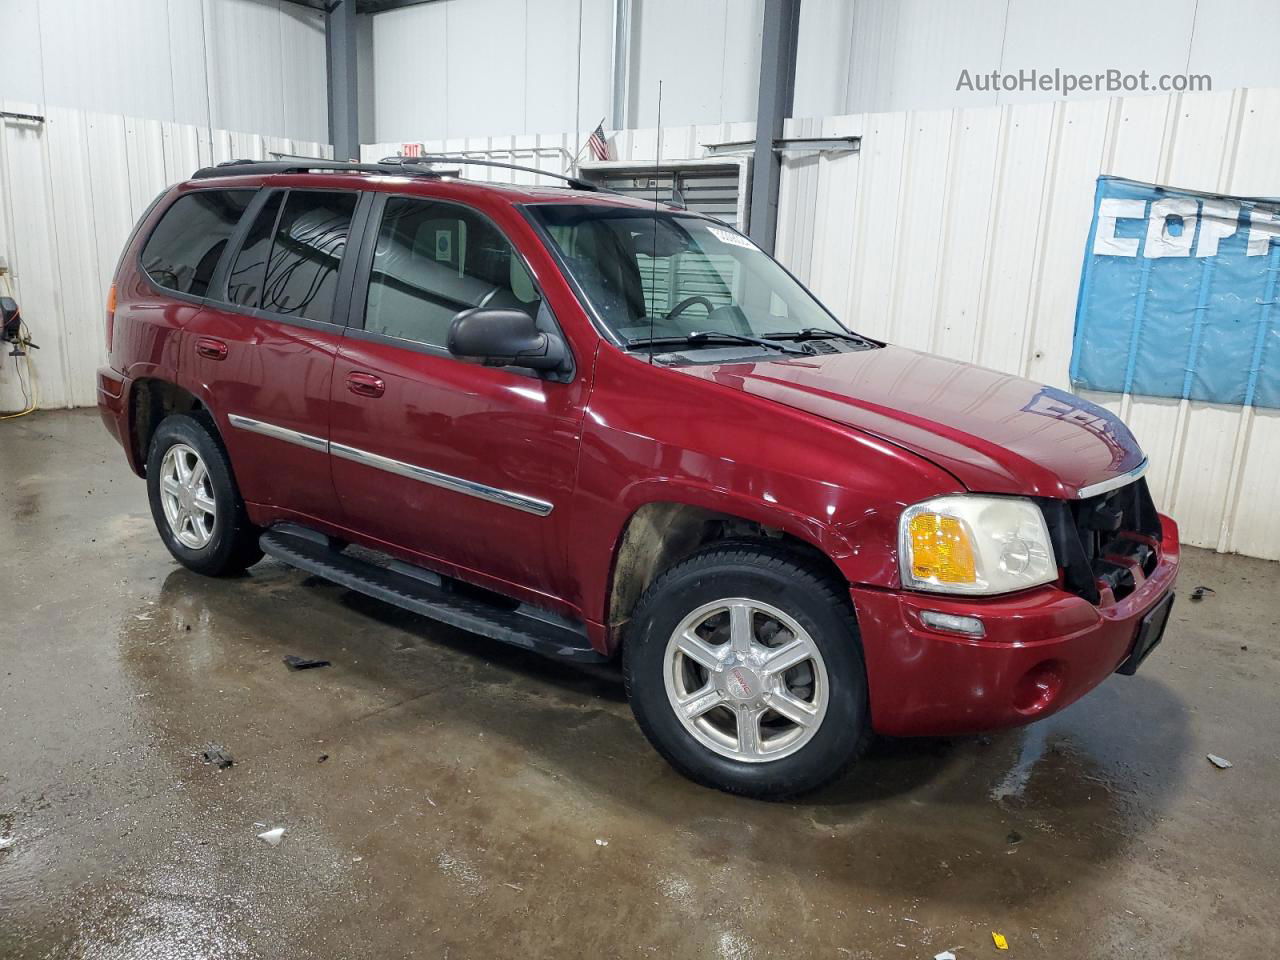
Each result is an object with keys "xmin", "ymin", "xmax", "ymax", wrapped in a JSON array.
[
  {"xmin": 227, "ymin": 192, "xmax": 283, "ymax": 308},
  {"xmin": 259, "ymin": 191, "xmax": 358, "ymax": 324},
  {"xmin": 364, "ymin": 197, "xmax": 541, "ymax": 347},
  {"xmin": 141, "ymin": 190, "xmax": 254, "ymax": 296}
]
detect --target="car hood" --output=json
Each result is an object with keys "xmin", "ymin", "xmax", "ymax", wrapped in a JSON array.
[{"xmin": 669, "ymin": 345, "xmax": 1144, "ymax": 499}]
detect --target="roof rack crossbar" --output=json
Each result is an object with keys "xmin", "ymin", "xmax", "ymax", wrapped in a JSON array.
[
  {"xmin": 190, "ymin": 158, "xmax": 443, "ymax": 180},
  {"xmin": 383, "ymin": 155, "xmax": 599, "ymax": 191}
]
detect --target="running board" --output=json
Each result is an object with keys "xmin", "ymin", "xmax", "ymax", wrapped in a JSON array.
[{"xmin": 260, "ymin": 525, "xmax": 607, "ymax": 664}]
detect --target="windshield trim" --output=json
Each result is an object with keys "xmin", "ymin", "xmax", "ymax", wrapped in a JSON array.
[{"xmin": 515, "ymin": 202, "xmax": 863, "ymax": 354}]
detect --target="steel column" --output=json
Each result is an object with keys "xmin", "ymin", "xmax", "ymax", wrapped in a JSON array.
[
  {"xmin": 326, "ymin": 0, "xmax": 360, "ymax": 161},
  {"xmin": 610, "ymin": 0, "xmax": 632, "ymax": 131},
  {"xmin": 748, "ymin": 0, "xmax": 800, "ymax": 254}
]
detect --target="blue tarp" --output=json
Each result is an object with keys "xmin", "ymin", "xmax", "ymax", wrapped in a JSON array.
[{"xmin": 1071, "ymin": 176, "xmax": 1280, "ymax": 409}]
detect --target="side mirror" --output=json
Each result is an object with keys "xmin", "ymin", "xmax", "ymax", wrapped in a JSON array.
[{"xmin": 447, "ymin": 308, "xmax": 569, "ymax": 375}]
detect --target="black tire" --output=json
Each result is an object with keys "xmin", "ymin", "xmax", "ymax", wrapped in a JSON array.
[
  {"xmin": 146, "ymin": 412, "xmax": 263, "ymax": 576},
  {"xmin": 623, "ymin": 543, "xmax": 871, "ymax": 799}
]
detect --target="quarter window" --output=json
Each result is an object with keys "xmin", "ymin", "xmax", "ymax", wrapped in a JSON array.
[
  {"xmin": 141, "ymin": 190, "xmax": 254, "ymax": 296},
  {"xmin": 363, "ymin": 197, "xmax": 541, "ymax": 347},
  {"xmin": 258, "ymin": 190, "xmax": 358, "ymax": 324}
]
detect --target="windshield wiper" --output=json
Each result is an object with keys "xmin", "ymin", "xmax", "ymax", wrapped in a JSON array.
[
  {"xmin": 764, "ymin": 326, "xmax": 876, "ymax": 347},
  {"xmin": 626, "ymin": 331, "xmax": 811, "ymax": 356}
]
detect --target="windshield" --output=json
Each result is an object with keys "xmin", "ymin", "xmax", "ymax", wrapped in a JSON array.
[{"xmin": 526, "ymin": 204, "xmax": 855, "ymax": 350}]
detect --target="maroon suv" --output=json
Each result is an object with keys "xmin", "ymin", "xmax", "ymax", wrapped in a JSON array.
[{"xmin": 98, "ymin": 158, "xmax": 1178, "ymax": 797}]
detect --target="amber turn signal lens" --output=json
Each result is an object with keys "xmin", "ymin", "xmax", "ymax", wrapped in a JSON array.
[
  {"xmin": 907, "ymin": 512, "xmax": 977, "ymax": 584},
  {"xmin": 105, "ymin": 283, "xmax": 117, "ymax": 351}
]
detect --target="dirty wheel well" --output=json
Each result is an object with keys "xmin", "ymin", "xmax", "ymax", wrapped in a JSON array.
[
  {"xmin": 131, "ymin": 380, "xmax": 206, "ymax": 472},
  {"xmin": 607, "ymin": 503, "xmax": 847, "ymax": 637}
]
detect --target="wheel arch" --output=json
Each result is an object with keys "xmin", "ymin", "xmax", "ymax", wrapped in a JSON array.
[
  {"xmin": 601, "ymin": 490, "xmax": 854, "ymax": 653},
  {"xmin": 127, "ymin": 378, "xmax": 212, "ymax": 475}
]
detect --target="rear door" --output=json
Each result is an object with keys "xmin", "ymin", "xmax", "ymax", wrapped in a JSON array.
[
  {"xmin": 183, "ymin": 186, "xmax": 367, "ymax": 521},
  {"xmin": 327, "ymin": 192, "xmax": 588, "ymax": 608}
]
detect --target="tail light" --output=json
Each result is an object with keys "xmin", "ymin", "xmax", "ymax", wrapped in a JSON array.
[{"xmin": 105, "ymin": 283, "xmax": 117, "ymax": 351}]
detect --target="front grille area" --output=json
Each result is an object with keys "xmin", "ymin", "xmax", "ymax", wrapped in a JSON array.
[{"xmin": 1039, "ymin": 477, "xmax": 1162, "ymax": 604}]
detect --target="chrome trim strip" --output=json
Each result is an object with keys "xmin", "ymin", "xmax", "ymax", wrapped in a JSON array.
[
  {"xmin": 227, "ymin": 413, "xmax": 328, "ymax": 454},
  {"xmin": 1076, "ymin": 457, "xmax": 1149, "ymax": 499},
  {"xmin": 329, "ymin": 441, "xmax": 554, "ymax": 516},
  {"xmin": 228, "ymin": 412, "xmax": 553, "ymax": 516}
]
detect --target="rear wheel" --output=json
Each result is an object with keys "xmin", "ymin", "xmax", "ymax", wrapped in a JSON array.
[
  {"xmin": 624, "ymin": 543, "xmax": 871, "ymax": 799},
  {"xmin": 146, "ymin": 413, "xmax": 263, "ymax": 576}
]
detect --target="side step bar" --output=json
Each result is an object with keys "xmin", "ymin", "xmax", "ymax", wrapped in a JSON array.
[{"xmin": 260, "ymin": 525, "xmax": 607, "ymax": 664}]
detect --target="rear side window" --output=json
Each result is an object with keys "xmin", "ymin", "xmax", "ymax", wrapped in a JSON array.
[
  {"xmin": 227, "ymin": 192, "xmax": 283, "ymax": 308},
  {"xmin": 140, "ymin": 190, "xmax": 254, "ymax": 296},
  {"xmin": 257, "ymin": 191, "xmax": 358, "ymax": 324}
]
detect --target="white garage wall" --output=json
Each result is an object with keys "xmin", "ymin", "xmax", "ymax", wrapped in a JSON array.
[
  {"xmin": 0, "ymin": 0, "xmax": 329, "ymax": 143},
  {"xmin": 370, "ymin": 0, "xmax": 762, "ymax": 142},
  {"xmin": 775, "ymin": 88, "xmax": 1280, "ymax": 562},
  {"xmin": 0, "ymin": 101, "xmax": 331, "ymax": 412},
  {"xmin": 794, "ymin": 0, "xmax": 1280, "ymax": 119},
  {"xmin": 371, "ymin": 0, "xmax": 615, "ymax": 142},
  {"xmin": 366, "ymin": 87, "xmax": 1280, "ymax": 563}
]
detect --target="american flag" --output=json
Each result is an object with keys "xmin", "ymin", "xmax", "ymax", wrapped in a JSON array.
[{"xmin": 587, "ymin": 123, "xmax": 611, "ymax": 161}]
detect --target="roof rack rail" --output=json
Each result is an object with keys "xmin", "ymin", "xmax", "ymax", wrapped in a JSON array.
[
  {"xmin": 381, "ymin": 154, "xmax": 599, "ymax": 191},
  {"xmin": 190, "ymin": 158, "xmax": 443, "ymax": 180}
]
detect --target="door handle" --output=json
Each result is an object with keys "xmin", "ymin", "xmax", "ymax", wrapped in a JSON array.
[
  {"xmin": 346, "ymin": 371, "xmax": 385, "ymax": 398},
  {"xmin": 195, "ymin": 337, "xmax": 228, "ymax": 361}
]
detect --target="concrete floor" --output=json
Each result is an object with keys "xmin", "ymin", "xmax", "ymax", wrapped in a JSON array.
[{"xmin": 1, "ymin": 409, "xmax": 1277, "ymax": 960}]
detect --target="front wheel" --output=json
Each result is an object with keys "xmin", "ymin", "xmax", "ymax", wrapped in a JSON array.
[
  {"xmin": 146, "ymin": 413, "xmax": 263, "ymax": 576},
  {"xmin": 623, "ymin": 544, "xmax": 871, "ymax": 799}
]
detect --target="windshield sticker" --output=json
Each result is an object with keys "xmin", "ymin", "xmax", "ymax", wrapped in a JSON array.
[{"xmin": 707, "ymin": 226, "xmax": 756, "ymax": 250}]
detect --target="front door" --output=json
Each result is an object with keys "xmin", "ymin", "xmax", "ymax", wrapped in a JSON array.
[
  {"xmin": 328, "ymin": 193, "xmax": 587, "ymax": 610},
  {"xmin": 185, "ymin": 187, "xmax": 365, "ymax": 522}
]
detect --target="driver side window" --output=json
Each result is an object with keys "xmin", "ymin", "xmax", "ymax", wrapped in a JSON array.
[{"xmin": 363, "ymin": 197, "xmax": 541, "ymax": 347}]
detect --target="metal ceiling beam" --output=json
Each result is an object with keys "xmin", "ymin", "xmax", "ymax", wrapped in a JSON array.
[
  {"xmin": 326, "ymin": 0, "xmax": 360, "ymax": 160},
  {"xmin": 748, "ymin": 0, "xmax": 801, "ymax": 254},
  {"xmin": 357, "ymin": 0, "xmax": 443, "ymax": 13}
]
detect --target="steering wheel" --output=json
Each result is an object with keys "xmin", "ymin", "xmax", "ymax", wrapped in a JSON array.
[{"xmin": 665, "ymin": 295, "xmax": 716, "ymax": 322}]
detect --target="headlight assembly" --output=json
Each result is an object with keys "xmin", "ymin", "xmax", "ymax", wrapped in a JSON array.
[{"xmin": 899, "ymin": 495, "xmax": 1057, "ymax": 595}]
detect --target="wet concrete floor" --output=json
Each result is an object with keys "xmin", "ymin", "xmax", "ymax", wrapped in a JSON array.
[{"xmin": 1, "ymin": 409, "xmax": 1277, "ymax": 959}]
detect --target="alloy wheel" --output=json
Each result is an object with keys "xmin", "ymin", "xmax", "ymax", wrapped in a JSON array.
[{"xmin": 663, "ymin": 598, "xmax": 829, "ymax": 762}]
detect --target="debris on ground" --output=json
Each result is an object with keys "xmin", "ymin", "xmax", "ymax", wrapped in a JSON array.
[
  {"xmin": 1006, "ymin": 829, "xmax": 1023, "ymax": 845},
  {"xmin": 0, "ymin": 836, "xmax": 15, "ymax": 851},
  {"xmin": 1189, "ymin": 585, "xmax": 1216, "ymax": 602},
  {"xmin": 934, "ymin": 952, "xmax": 957, "ymax": 960},
  {"xmin": 257, "ymin": 827, "xmax": 286, "ymax": 846},
  {"xmin": 200, "ymin": 745, "xmax": 234, "ymax": 769},
  {"xmin": 992, "ymin": 931, "xmax": 1009, "ymax": 950},
  {"xmin": 318, "ymin": 754, "xmax": 329, "ymax": 763},
  {"xmin": 1207, "ymin": 754, "xmax": 1233, "ymax": 769},
  {"xmin": 283, "ymin": 655, "xmax": 331, "ymax": 670},
  {"xmin": 594, "ymin": 838, "xmax": 609, "ymax": 846}
]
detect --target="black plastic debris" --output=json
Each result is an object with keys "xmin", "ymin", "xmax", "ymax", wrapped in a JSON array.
[
  {"xmin": 1189, "ymin": 585, "xmax": 1216, "ymax": 602},
  {"xmin": 201, "ymin": 745, "xmax": 234, "ymax": 769},
  {"xmin": 283, "ymin": 655, "xmax": 331, "ymax": 670},
  {"xmin": 318, "ymin": 754, "xmax": 329, "ymax": 763}
]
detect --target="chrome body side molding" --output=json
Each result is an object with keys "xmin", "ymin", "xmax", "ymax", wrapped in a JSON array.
[
  {"xmin": 227, "ymin": 413, "xmax": 553, "ymax": 516},
  {"xmin": 227, "ymin": 414, "xmax": 328, "ymax": 454}
]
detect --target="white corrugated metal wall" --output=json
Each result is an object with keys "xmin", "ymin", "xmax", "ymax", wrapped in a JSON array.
[
  {"xmin": 6, "ymin": 88, "xmax": 1274, "ymax": 562},
  {"xmin": 0, "ymin": 102, "xmax": 331, "ymax": 412},
  {"xmin": 0, "ymin": 0, "xmax": 329, "ymax": 143},
  {"xmin": 368, "ymin": 89, "xmax": 1280, "ymax": 562},
  {"xmin": 774, "ymin": 88, "xmax": 1280, "ymax": 562}
]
